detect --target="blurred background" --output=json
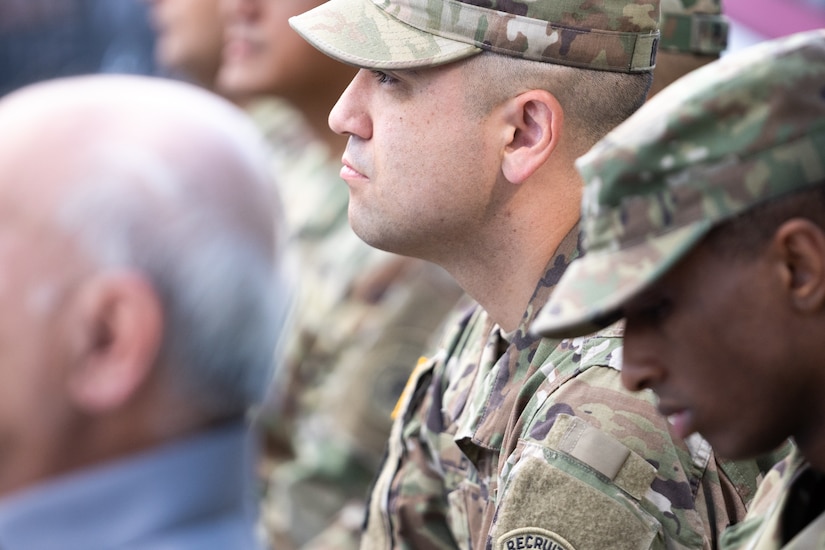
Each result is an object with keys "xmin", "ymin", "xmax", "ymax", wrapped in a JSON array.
[
  {"xmin": 0, "ymin": 0, "xmax": 157, "ymax": 96},
  {"xmin": 726, "ymin": 0, "xmax": 825, "ymax": 51},
  {"xmin": 1, "ymin": 0, "xmax": 825, "ymax": 98}
]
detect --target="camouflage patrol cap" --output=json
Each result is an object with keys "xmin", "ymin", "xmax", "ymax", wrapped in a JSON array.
[
  {"xmin": 659, "ymin": 0, "xmax": 728, "ymax": 55},
  {"xmin": 532, "ymin": 29, "xmax": 825, "ymax": 339},
  {"xmin": 289, "ymin": 0, "xmax": 660, "ymax": 72}
]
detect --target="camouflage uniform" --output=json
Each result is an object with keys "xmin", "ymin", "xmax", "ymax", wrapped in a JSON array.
[
  {"xmin": 532, "ymin": 29, "xmax": 825, "ymax": 550},
  {"xmin": 288, "ymin": 0, "xmax": 781, "ymax": 548},
  {"xmin": 719, "ymin": 448, "xmax": 824, "ymax": 550},
  {"xmin": 363, "ymin": 226, "xmax": 771, "ymax": 550},
  {"xmin": 248, "ymin": 98, "xmax": 465, "ymax": 550}
]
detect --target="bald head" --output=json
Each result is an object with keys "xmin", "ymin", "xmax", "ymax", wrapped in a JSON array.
[
  {"xmin": 0, "ymin": 75, "xmax": 290, "ymax": 493},
  {"xmin": 0, "ymin": 74, "xmax": 271, "ymax": 208}
]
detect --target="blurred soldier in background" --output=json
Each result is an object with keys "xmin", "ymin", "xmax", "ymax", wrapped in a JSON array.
[
  {"xmin": 145, "ymin": 0, "xmax": 229, "ymax": 94},
  {"xmin": 650, "ymin": 0, "xmax": 729, "ymax": 97}
]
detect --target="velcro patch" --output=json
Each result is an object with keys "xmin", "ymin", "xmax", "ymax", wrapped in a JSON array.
[
  {"xmin": 547, "ymin": 414, "xmax": 656, "ymax": 500},
  {"xmin": 497, "ymin": 528, "xmax": 576, "ymax": 550}
]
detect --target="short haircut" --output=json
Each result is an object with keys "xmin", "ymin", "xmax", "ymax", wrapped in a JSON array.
[
  {"xmin": 704, "ymin": 182, "xmax": 825, "ymax": 260},
  {"xmin": 462, "ymin": 51, "xmax": 653, "ymax": 155}
]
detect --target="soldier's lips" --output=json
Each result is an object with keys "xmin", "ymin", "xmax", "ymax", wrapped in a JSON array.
[
  {"xmin": 662, "ymin": 408, "xmax": 695, "ymax": 439},
  {"xmin": 340, "ymin": 160, "xmax": 367, "ymax": 183}
]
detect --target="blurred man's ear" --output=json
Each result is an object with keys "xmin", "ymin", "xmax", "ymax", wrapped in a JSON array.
[
  {"xmin": 773, "ymin": 219, "xmax": 825, "ymax": 314},
  {"xmin": 500, "ymin": 89, "xmax": 563, "ymax": 185},
  {"xmin": 67, "ymin": 272, "xmax": 164, "ymax": 413}
]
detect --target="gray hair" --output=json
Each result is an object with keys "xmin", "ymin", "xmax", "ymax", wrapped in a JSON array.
[{"xmin": 58, "ymin": 138, "xmax": 292, "ymax": 420}]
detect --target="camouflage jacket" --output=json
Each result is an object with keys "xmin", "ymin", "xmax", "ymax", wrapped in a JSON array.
[
  {"xmin": 363, "ymin": 228, "xmax": 771, "ymax": 550},
  {"xmin": 248, "ymin": 98, "xmax": 465, "ymax": 550},
  {"xmin": 720, "ymin": 447, "xmax": 824, "ymax": 549}
]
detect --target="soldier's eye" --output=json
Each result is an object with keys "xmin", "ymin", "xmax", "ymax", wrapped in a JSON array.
[
  {"xmin": 636, "ymin": 298, "xmax": 673, "ymax": 324},
  {"xmin": 625, "ymin": 293, "xmax": 674, "ymax": 328},
  {"xmin": 371, "ymin": 70, "xmax": 398, "ymax": 85}
]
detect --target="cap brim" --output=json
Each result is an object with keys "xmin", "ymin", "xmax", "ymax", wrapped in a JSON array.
[
  {"xmin": 289, "ymin": 0, "xmax": 482, "ymax": 70},
  {"xmin": 531, "ymin": 222, "xmax": 713, "ymax": 339}
]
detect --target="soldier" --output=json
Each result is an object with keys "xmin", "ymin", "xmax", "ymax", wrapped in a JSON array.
[
  {"xmin": 651, "ymin": 0, "xmax": 729, "ymax": 97},
  {"xmin": 218, "ymin": 1, "xmax": 466, "ymax": 549},
  {"xmin": 290, "ymin": 0, "xmax": 778, "ymax": 548},
  {"xmin": 533, "ymin": 29, "xmax": 825, "ymax": 549}
]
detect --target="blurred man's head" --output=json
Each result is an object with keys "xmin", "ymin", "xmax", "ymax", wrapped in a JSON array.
[
  {"xmin": 0, "ymin": 74, "xmax": 290, "ymax": 496},
  {"xmin": 146, "ymin": 0, "xmax": 226, "ymax": 89},
  {"xmin": 533, "ymin": 30, "xmax": 825, "ymax": 462},
  {"xmin": 218, "ymin": 0, "xmax": 355, "ymax": 109}
]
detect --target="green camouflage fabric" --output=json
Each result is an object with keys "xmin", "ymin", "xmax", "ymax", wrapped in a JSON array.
[
  {"xmin": 532, "ymin": 29, "xmax": 825, "ymax": 339},
  {"xmin": 719, "ymin": 447, "xmax": 825, "ymax": 549},
  {"xmin": 290, "ymin": 0, "xmax": 660, "ymax": 72},
  {"xmin": 659, "ymin": 0, "xmax": 728, "ymax": 54},
  {"xmin": 247, "ymin": 98, "xmax": 465, "ymax": 550},
  {"xmin": 363, "ymin": 227, "xmax": 780, "ymax": 550}
]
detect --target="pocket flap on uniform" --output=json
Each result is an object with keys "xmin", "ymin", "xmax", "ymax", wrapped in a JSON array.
[{"xmin": 547, "ymin": 414, "xmax": 656, "ymax": 500}]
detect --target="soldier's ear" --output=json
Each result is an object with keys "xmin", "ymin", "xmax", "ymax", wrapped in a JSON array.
[
  {"xmin": 773, "ymin": 218, "xmax": 825, "ymax": 313},
  {"xmin": 66, "ymin": 271, "xmax": 164, "ymax": 414},
  {"xmin": 500, "ymin": 89, "xmax": 563, "ymax": 184}
]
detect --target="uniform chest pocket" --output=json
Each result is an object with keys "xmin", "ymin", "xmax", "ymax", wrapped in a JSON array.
[{"xmin": 492, "ymin": 414, "xmax": 663, "ymax": 550}]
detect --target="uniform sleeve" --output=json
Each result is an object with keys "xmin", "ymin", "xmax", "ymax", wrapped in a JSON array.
[
  {"xmin": 491, "ymin": 362, "xmax": 769, "ymax": 550},
  {"xmin": 492, "ymin": 412, "xmax": 664, "ymax": 550}
]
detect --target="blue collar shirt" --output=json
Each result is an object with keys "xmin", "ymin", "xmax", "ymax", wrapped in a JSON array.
[{"xmin": 0, "ymin": 422, "xmax": 266, "ymax": 550}]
